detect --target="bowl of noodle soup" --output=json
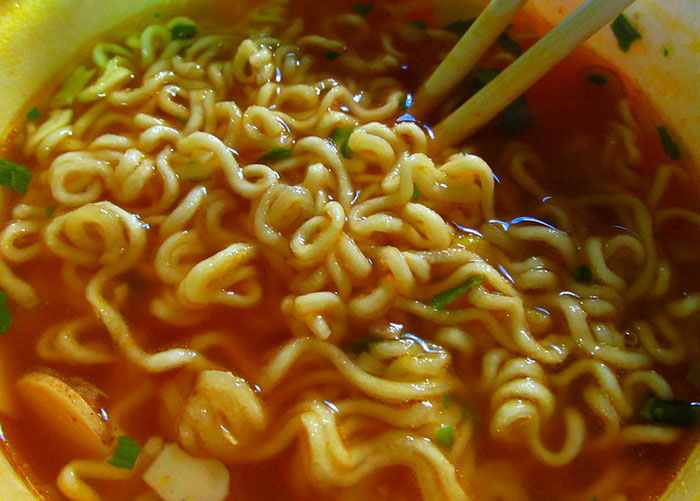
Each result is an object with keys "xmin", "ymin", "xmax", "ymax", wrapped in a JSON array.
[{"xmin": 0, "ymin": 0, "xmax": 699, "ymax": 500}]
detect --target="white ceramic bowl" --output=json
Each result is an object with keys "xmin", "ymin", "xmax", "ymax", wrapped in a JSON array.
[{"xmin": 0, "ymin": 0, "xmax": 698, "ymax": 498}]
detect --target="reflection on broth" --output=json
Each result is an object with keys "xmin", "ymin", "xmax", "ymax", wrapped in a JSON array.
[{"xmin": 0, "ymin": 0, "xmax": 699, "ymax": 500}]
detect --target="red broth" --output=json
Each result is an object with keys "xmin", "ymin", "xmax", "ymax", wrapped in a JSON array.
[{"xmin": 0, "ymin": 0, "xmax": 699, "ymax": 499}]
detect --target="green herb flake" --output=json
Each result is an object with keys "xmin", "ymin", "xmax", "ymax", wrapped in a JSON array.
[
  {"xmin": 176, "ymin": 162, "xmax": 213, "ymax": 183},
  {"xmin": 431, "ymin": 275, "xmax": 484, "ymax": 311},
  {"xmin": 399, "ymin": 94, "xmax": 413, "ymax": 112},
  {"xmin": 686, "ymin": 361, "xmax": 700, "ymax": 391},
  {"xmin": 353, "ymin": 3, "xmax": 374, "ymax": 17},
  {"xmin": 257, "ymin": 147, "xmax": 293, "ymax": 163},
  {"xmin": 460, "ymin": 403, "xmax": 476, "ymax": 421},
  {"xmin": 348, "ymin": 337, "xmax": 382, "ymax": 354},
  {"xmin": 108, "ymin": 435, "xmax": 141, "ymax": 469},
  {"xmin": 470, "ymin": 68, "xmax": 534, "ymax": 134},
  {"xmin": 573, "ymin": 264, "xmax": 593, "ymax": 283},
  {"xmin": 611, "ymin": 14, "xmax": 641, "ymax": 52},
  {"xmin": 586, "ymin": 74, "xmax": 607, "ymax": 85},
  {"xmin": 331, "ymin": 127, "xmax": 352, "ymax": 159},
  {"xmin": 45, "ymin": 205, "xmax": 57, "ymax": 219},
  {"xmin": 154, "ymin": 12, "xmax": 161, "ymax": 18},
  {"xmin": 325, "ymin": 51, "xmax": 340, "ymax": 60},
  {"xmin": 25, "ymin": 107, "xmax": 41, "ymax": 121},
  {"xmin": 0, "ymin": 159, "xmax": 32, "ymax": 194},
  {"xmin": 171, "ymin": 23, "xmax": 198, "ymax": 40},
  {"xmin": 53, "ymin": 66, "xmax": 96, "ymax": 107},
  {"xmin": 412, "ymin": 19, "xmax": 429, "ymax": 30},
  {"xmin": 443, "ymin": 19, "xmax": 475, "ymax": 36},
  {"xmin": 176, "ymin": 116, "xmax": 187, "ymax": 125},
  {"xmin": 412, "ymin": 186, "xmax": 420, "ymax": 201},
  {"xmin": 0, "ymin": 291, "xmax": 12, "ymax": 334},
  {"xmin": 657, "ymin": 125, "xmax": 682, "ymax": 161},
  {"xmin": 497, "ymin": 31, "xmax": 521, "ymax": 56},
  {"xmin": 640, "ymin": 396, "xmax": 700, "ymax": 428},
  {"xmin": 442, "ymin": 394, "xmax": 450, "ymax": 409},
  {"xmin": 435, "ymin": 424, "xmax": 454, "ymax": 450},
  {"xmin": 663, "ymin": 46, "xmax": 670, "ymax": 57}
]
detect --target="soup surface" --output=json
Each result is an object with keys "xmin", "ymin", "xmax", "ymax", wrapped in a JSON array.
[{"xmin": 0, "ymin": 0, "xmax": 699, "ymax": 500}]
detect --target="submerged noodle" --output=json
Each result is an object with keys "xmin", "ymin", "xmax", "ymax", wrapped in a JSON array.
[{"xmin": 1, "ymin": 1, "xmax": 699, "ymax": 500}]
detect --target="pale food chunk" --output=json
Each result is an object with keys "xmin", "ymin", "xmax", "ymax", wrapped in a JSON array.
[
  {"xmin": 16, "ymin": 370, "xmax": 111, "ymax": 456},
  {"xmin": 143, "ymin": 442, "xmax": 230, "ymax": 501}
]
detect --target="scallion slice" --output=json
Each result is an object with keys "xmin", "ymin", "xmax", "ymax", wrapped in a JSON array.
[
  {"xmin": 330, "ymin": 127, "xmax": 352, "ymax": 159},
  {"xmin": 25, "ymin": 108, "xmax": 41, "ymax": 121},
  {"xmin": 108, "ymin": 435, "xmax": 141, "ymax": 469},
  {"xmin": 431, "ymin": 275, "xmax": 483, "ymax": 311},
  {"xmin": 0, "ymin": 159, "xmax": 32, "ymax": 194},
  {"xmin": 442, "ymin": 394, "xmax": 450, "ymax": 409},
  {"xmin": 611, "ymin": 14, "xmax": 641, "ymax": 52},
  {"xmin": 258, "ymin": 147, "xmax": 293, "ymax": 163},
  {"xmin": 0, "ymin": 291, "xmax": 12, "ymax": 334},
  {"xmin": 353, "ymin": 3, "xmax": 374, "ymax": 17},
  {"xmin": 435, "ymin": 424, "xmax": 454, "ymax": 449},
  {"xmin": 573, "ymin": 264, "xmax": 593, "ymax": 283},
  {"xmin": 53, "ymin": 66, "xmax": 96, "ymax": 107},
  {"xmin": 348, "ymin": 337, "xmax": 382, "ymax": 354},
  {"xmin": 443, "ymin": 19, "xmax": 475, "ymax": 36},
  {"xmin": 640, "ymin": 396, "xmax": 700, "ymax": 428},
  {"xmin": 412, "ymin": 20, "xmax": 429, "ymax": 30},
  {"xmin": 171, "ymin": 22, "xmax": 198, "ymax": 40},
  {"xmin": 657, "ymin": 125, "xmax": 682, "ymax": 161}
]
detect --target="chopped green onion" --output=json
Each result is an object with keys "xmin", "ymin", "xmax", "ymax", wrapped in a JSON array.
[
  {"xmin": 0, "ymin": 159, "xmax": 32, "ymax": 194},
  {"xmin": 412, "ymin": 20, "xmax": 429, "ymax": 30},
  {"xmin": 175, "ymin": 162, "xmax": 214, "ymax": 182},
  {"xmin": 470, "ymin": 68, "xmax": 534, "ymax": 134},
  {"xmin": 353, "ymin": 3, "xmax": 374, "ymax": 16},
  {"xmin": 348, "ymin": 337, "xmax": 382, "ymax": 354},
  {"xmin": 435, "ymin": 424, "xmax": 454, "ymax": 449},
  {"xmin": 0, "ymin": 291, "xmax": 11, "ymax": 335},
  {"xmin": 399, "ymin": 94, "xmax": 413, "ymax": 112},
  {"xmin": 657, "ymin": 125, "xmax": 681, "ymax": 161},
  {"xmin": 472, "ymin": 68, "xmax": 501, "ymax": 88},
  {"xmin": 443, "ymin": 19, "xmax": 475, "ymax": 36},
  {"xmin": 412, "ymin": 186, "xmax": 420, "ymax": 201},
  {"xmin": 330, "ymin": 127, "xmax": 352, "ymax": 159},
  {"xmin": 108, "ymin": 435, "xmax": 141, "ymax": 469},
  {"xmin": 176, "ymin": 116, "xmax": 187, "ymax": 125},
  {"xmin": 640, "ymin": 396, "xmax": 700, "ymax": 428},
  {"xmin": 442, "ymin": 394, "xmax": 450, "ymax": 409},
  {"xmin": 611, "ymin": 14, "xmax": 641, "ymax": 52},
  {"xmin": 258, "ymin": 147, "xmax": 293, "ymax": 163},
  {"xmin": 154, "ymin": 12, "xmax": 161, "ymax": 18},
  {"xmin": 686, "ymin": 361, "xmax": 700, "ymax": 392},
  {"xmin": 431, "ymin": 275, "xmax": 484, "ymax": 311},
  {"xmin": 460, "ymin": 403, "xmax": 476, "ymax": 421},
  {"xmin": 45, "ymin": 205, "xmax": 57, "ymax": 219},
  {"xmin": 586, "ymin": 74, "xmax": 607, "ymax": 85},
  {"xmin": 325, "ymin": 51, "xmax": 340, "ymax": 60},
  {"xmin": 663, "ymin": 47, "xmax": 670, "ymax": 57},
  {"xmin": 500, "ymin": 96, "xmax": 534, "ymax": 135},
  {"xmin": 171, "ymin": 22, "xmax": 198, "ymax": 40},
  {"xmin": 573, "ymin": 265, "xmax": 593, "ymax": 283},
  {"xmin": 497, "ymin": 30, "xmax": 521, "ymax": 56},
  {"xmin": 25, "ymin": 107, "xmax": 41, "ymax": 121},
  {"xmin": 53, "ymin": 66, "xmax": 96, "ymax": 107}
]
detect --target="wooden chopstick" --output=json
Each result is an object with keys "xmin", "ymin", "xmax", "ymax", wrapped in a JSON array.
[
  {"xmin": 411, "ymin": 0, "xmax": 528, "ymax": 119},
  {"xmin": 430, "ymin": 0, "xmax": 637, "ymax": 150}
]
